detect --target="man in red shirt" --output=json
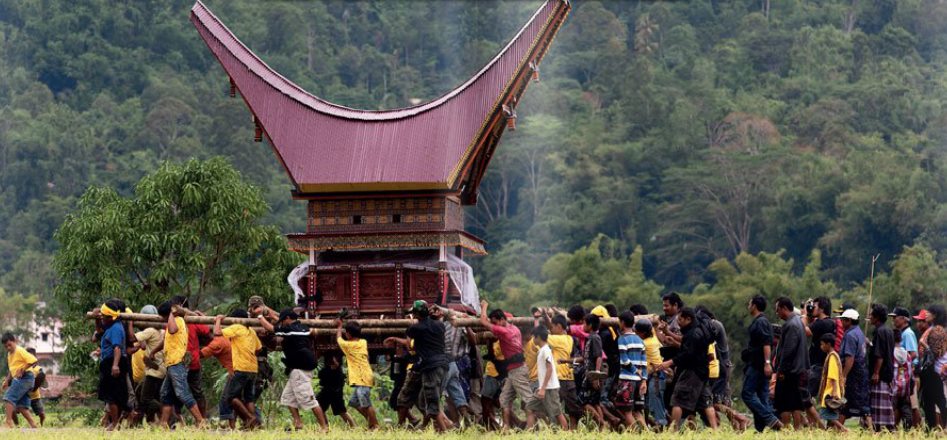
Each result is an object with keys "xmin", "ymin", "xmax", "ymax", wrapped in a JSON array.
[
  {"xmin": 201, "ymin": 336, "xmax": 234, "ymax": 427},
  {"xmin": 479, "ymin": 300, "xmax": 535, "ymax": 431},
  {"xmin": 171, "ymin": 296, "xmax": 211, "ymax": 418}
]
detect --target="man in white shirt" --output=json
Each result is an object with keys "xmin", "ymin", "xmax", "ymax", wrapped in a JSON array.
[{"xmin": 525, "ymin": 326, "xmax": 569, "ymax": 430}]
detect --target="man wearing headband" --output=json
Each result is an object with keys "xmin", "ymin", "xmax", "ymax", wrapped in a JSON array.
[{"xmin": 98, "ymin": 299, "xmax": 130, "ymax": 430}]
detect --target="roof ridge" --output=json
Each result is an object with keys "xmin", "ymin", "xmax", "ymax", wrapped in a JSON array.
[{"xmin": 191, "ymin": 0, "xmax": 557, "ymax": 122}]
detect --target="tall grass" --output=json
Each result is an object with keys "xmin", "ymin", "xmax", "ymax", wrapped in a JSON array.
[{"xmin": 0, "ymin": 426, "xmax": 934, "ymax": 440}]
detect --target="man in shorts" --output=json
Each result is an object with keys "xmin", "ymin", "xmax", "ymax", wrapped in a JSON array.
[
  {"xmin": 656, "ymin": 307, "xmax": 718, "ymax": 430},
  {"xmin": 259, "ymin": 308, "xmax": 328, "ymax": 431},
  {"xmin": 774, "ymin": 297, "xmax": 811, "ymax": 429},
  {"xmin": 526, "ymin": 326, "xmax": 568, "ymax": 429},
  {"xmin": 614, "ymin": 311, "xmax": 647, "ymax": 430},
  {"xmin": 214, "ymin": 309, "xmax": 262, "ymax": 429},
  {"xmin": 480, "ymin": 300, "xmax": 536, "ymax": 430},
  {"xmin": 317, "ymin": 354, "xmax": 356, "ymax": 428}
]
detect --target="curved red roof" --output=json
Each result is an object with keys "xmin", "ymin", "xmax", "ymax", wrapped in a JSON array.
[{"xmin": 191, "ymin": 0, "xmax": 570, "ymax": 200}]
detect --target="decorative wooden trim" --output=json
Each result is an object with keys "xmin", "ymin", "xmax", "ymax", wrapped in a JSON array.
[
  {"xmin": 351, "ymin": 267, "xmax": 360, "ymax": 311},
  {"xmin": 395, "ymin": 264, "xmax": 404, "ymax": 318},
  {"xmin": 287, "ymin": 231, "xmax": 486, "ymax": 255}
]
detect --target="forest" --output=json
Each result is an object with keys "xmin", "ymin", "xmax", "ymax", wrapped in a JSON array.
[{"xmin": 1, "ymin": 0, "xmax": 947, "ymax": 369}]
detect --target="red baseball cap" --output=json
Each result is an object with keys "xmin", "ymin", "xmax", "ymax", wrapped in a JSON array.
[{"xmin": 914, "ymin": 309, "xmax": 930, "ymax": 321}]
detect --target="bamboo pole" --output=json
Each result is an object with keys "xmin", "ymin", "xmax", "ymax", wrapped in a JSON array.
[
  {"xmin": 128, "ymin": 319, "xmax": 496, "ymax": 339},
  {"xmin": 88, "ymin": 311, "xmax": 623, "ymax": 329}
]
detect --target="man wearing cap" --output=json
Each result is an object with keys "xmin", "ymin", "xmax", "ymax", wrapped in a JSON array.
[
  {"xmin": 890, "ymin": 307, "xmax": 919, "ymax": 427},
  {"xmin": 890, "ymin": 308, "xmax": 918, "ymax": 360},
  {"xmin": 132, "ymin": 305, "xmax": 166, "ymax": 424},
  {"xmin": 838, "ymin": 308, "xmax": 872, "ymax": 427},
  {"xmin": 406, "ymin": 300, "xmax": 450, "ymax": 432},
  {"xmin": 258, "ymin": 308, "xmax": 327, "ymax": 431}
]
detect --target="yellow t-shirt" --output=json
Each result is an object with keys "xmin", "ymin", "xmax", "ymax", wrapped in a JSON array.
[
  {"xmin": 821, "ymin": 351, "xmax": 842, "ymax": 406},
  {"xmin": 7, "ymin": 346, "xmax": 37, "ymax": 375},
  {"xmin": 525, "ymin": 338, "xmax": 539, "ymax": 381},
  {"xmin": 163, "ymin": 317, "xmax": 188, "ymax": 367},
  {"xmin": 708, "ymin": 342, "xmax": 719, "ymax": 379},
  {"xmin": 28, "ymin": 366, "xmax": 41, "ymax": 400},
  {"xmin": 222, "ymin": 324, "xmax": 262, "ymax": 373},
  {"xmin": 485, "ymin": 342, "xmax": 504, "ymax": 378},
  {"xmin": 548, "ymin": 334, "xmax": 574, "ymax": 381},
  {"xmin": 135, "ymin": 327, "xmax": 166, "ymax": 379},
  {"xmin": 643, "ymin": 335, "xmax": 663, "ymax": 373},
  {"xmin": 132, "ymin": 350, "xmax": 146, "ymax": 383},
  {"xmin": 338, "ymin": 338, "xmax": 373, "ymax": 387}
]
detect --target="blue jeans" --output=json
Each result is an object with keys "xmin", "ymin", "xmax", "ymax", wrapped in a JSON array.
[
  {"xmin": 442, "ymin": 361, "xmax": 468, "ymax": 409},
  {"xmin": 647, "ymin": 374, "xmax": 667, "ymax": 426},
  {"xmin": 3, "ymin": 371, "xmax": 34, "ymax": 409},
  {"xmin": 742, "ymin": 365, "xmax": 777, "ymax": 432},
  {"xmin": 160, "ymin": 363, "xmax": 197, "ymax": 408}
]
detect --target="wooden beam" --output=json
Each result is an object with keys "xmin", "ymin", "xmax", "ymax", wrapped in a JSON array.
[{"xmin": 87, "ymin": 311, "xmax": 626, "ymax": 329}]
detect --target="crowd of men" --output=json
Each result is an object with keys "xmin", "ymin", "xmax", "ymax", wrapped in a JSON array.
[{"xmin": 3, "ymin": 292, "xmax": 947, "ymax": 432}]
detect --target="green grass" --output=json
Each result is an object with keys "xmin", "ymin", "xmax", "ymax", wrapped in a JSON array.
[{"xmin": 0, "ymin": 426, "xmax": 936, "ymax": 440}]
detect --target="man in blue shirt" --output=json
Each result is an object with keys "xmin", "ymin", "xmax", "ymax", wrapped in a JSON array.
[
  {"xmin": 614, "ymin": 311, "xmax": 647, "ymax": 429},
  {"xmin": 839, "ymin": 308, "xmax": 871, "ymax": 427},
  {"xmin": 98, "ymin": 299, "xmax": 130, "ymax": 431},
  {"xmin": 889, "ymin": 307, "xmax": 918, "ymax": 359}
]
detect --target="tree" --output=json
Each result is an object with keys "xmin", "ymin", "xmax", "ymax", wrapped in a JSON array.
[
  {"xmin": 54, "ymin": 157, "xmax": 300, "ymax": 313},
  {"xmin": 53, "ymin": 157, "xmax": 300, "ymax": 379}
]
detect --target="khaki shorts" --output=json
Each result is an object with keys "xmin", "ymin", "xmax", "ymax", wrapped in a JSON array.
[
  {"xmin": 500, "ymin": 365, "xmax": 534, "ymax": 409},
  {"xmin": 280, "ymin": 369, "xmax": 320, "ymax": 410},
  {"xmin": 527, "ymin": 388, "xmax": 563, "ymax": 420}
]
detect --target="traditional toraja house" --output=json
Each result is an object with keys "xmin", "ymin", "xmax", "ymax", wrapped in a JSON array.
[{"xmin": 190, "ymin": 0, "xmax": 571, "ymax": 318}]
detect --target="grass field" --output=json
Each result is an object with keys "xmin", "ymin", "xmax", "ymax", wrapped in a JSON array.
[{"xmin": 0, "ymin": 426, "xmax": 936, "ymax": 440}]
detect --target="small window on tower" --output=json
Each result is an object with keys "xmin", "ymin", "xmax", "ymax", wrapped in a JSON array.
[
  {"xmin": 42, "ymin": 333, "xmax": 49, "ymax": 342},
  {"xmin": 392, "ymin": 214, "xmax": 402, "ymax": 224},
  {"xmin": 353, "ymin": 215, "xmax": 362, "ymax": 225}
]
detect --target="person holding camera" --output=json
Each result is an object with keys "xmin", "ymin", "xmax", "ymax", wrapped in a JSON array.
[{"xmin": 803, "ymin": 297, "xmax": 835, "ymax": 428}]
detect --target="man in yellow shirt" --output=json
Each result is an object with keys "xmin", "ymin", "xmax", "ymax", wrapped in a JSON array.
[
  {"xmin": 215, "ymin": 309, "xmax": 263, "ymax": 429},
  {"xmin": 133, "ymin": 304, "xmax": 165, "ymax": 425},
  {"xmin": 550, "ymin": 315, "xmax": 581, "ymax": 426},
  {"xmin": 336, "ymin": 320, "xmax": 378, "ymax": 429},
  {"xmin": 157, "ymin": 301, "xmax": 205, "ymax": 428},
  {"xmin": 3, "ymin": 333, "xmax": 37, "ymax": 428},
  {"xmin": 818, "ymin": 333, "xmax": 847, "ymax": 431}
]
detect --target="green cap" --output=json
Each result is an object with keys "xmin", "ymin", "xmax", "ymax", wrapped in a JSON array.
[{"xmin": 411, "ymin": 300, "xmax": 428, "ymax": 313}]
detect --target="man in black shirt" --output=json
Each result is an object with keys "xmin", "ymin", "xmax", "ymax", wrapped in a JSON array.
[
  {"xmin": 803, "ymin": 296, "xmax": 834, "ymax": 427},
  {"xmin": 868, "ymin": 304, "xmax": 896, "ymax": 431},
  {"xmin": 741, "ymin": 295, "xmax": 781, "ymax": 432},
  {"xmin": 656, "ymin": 307, "xmax": 718, "ymax": 430},
  {"xmin": 773, "ymin": 297, "xmax": 810, "ymax": 429},
  {"xmin": 259, "ymin": 309, "xmax": 328, "ymax": 431},
  {"xmin": 317, "ymin": 354, "xmax": 356, "ymax": 428},
  {"xmin": 405, "ymin": 301, "xmax": 450, "ymax": 432}
]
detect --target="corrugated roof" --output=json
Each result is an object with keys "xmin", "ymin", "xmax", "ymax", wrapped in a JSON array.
[{"xmin": 190, "ymin": 0, "xmax": 570, "ymax": 199}]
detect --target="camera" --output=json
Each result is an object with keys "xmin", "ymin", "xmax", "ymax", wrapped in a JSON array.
[{"xmin": 804, "ymin": 298, "xmax": 815, "ymax": 316}]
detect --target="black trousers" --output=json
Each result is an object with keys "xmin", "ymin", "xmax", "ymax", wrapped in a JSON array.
[{"xmin": 919, "ymin": 367, "xmax": 946, "ymax": 429}]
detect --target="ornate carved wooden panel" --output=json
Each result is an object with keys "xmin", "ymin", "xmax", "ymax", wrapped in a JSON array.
[
  {"xmin": 407, "ymin": 271, "xmax": 440, "ymax": 303},
  {"xmin": 360, "ymin": 272, "xmax": 396, "ymax": 299}
]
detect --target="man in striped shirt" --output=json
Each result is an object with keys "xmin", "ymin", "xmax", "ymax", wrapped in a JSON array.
[{"xmin": 614, "ymin": 311, "xmax": 648, "ymax": 430}]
